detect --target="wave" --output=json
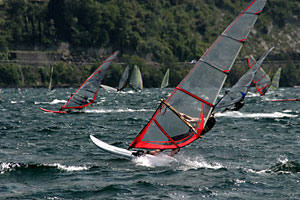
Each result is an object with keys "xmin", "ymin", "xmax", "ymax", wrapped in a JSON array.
[
  {"xmin": 85, "ymin": 108, "xmax": 154, "ymax": 113},
  {"xmin": 269, "ymin": 157, "xmax": 300, "ymax": 174},
  {"xmin": 133, "ymin": 154, "xmax": 175, "ymax": 167},
  {"xmin": 35, "ymin": 99, "xmax": 67, "ymax": 105},
  {"xmin": 246, "ymin": 157, "xmax": 300, "ymax": 174},
  {"xmin": 0, "ymin": 162, "xmax": 91, "ymax": 175},
  {"xmin": 175, "ymin": 155, "xmax": 224, "ymax": 171},
  {"xmin": 215, "ymin": 111, "xmax": 298, "ymax": 118}
]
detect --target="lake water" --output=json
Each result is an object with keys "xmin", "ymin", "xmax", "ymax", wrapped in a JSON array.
[{"xmin": 0, "ymin": 87, "xmax": 299, "ymax": 199}]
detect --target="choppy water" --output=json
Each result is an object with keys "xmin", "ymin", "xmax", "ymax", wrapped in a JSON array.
[{"xmin": 0, "ymin": 87, "xmax": 299, "ymax": 199}]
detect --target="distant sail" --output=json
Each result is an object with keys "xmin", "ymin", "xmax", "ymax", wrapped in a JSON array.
[
  {"xmin": 215, "ymin": 47, "xmax": 274, "ymax": 109},
  {"xmin": 117, "ymin": 66, "xmax": 129, "ymax": 91},
  {"xmin": 129, "ymin": 0, "xmax": 267, "ymax": 150},
  {"xmin": 161, "ymin": 69, "xmax": 170, "ymax": 88},
  {"xmin": 247, "ymin": 55, "xmax": 271, "ymax": 95},
  {"xmin": 129, "ymin": 65, "xmax": 143, "ymax": 90},
  {"xmin": 60, "ymin": 51, "xmax": 119, "ymax": 110},
  {"xmin": 270, "ymin": 67, "xmax": 281, "ymax": 89},
  {"xmin": 48, "ymin": 66, "xmax": 54, "ymax": 91}
]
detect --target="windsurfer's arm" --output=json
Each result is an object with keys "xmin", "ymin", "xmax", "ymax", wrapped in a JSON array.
[{"xmin": 179, "ymin": 112, "xmax": 198, "ymax": 123}]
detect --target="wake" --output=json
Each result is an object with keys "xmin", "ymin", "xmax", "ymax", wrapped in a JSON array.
[
  {"xmin": 215, "ymin": 111, "xmax": 297, "ymax": 118},
  {"xmin": 133, "ymin": 153, "xmax": 224, "ymax": 170}
]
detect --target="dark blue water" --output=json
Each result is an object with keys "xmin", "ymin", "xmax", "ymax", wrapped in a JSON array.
[{"xmin": 1, "ymin": 88, "xmax": 299, "ymax": 199}]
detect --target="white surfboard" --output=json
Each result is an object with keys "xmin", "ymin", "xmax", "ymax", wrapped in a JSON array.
[
  {"xmin": 100, "ymin": 84, "xmax": 118, "ymax": 92},
  {"xmin": 90, "ymin": 135, "xmax": 136, "ymax": 159}
]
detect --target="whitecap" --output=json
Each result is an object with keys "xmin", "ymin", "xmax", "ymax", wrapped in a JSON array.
[
  {"xmin": 35, "ymin": 99, "xmax": 66, "ymax": 105},
  {"xmin": 215, "ymin": 111, "xmax": 297, "ymax": 118},
  {"xmin": 175, "ymin": 155, "xmax": 224, "ymax": 171},
  {"xmin": 49, "ymin": 99, "xmax": 67, "ymax": 104},
  {"xmin": 48, "ymin": 163, "xmax": 89, "ymax": 172},
  {"xmin": 0, "ymin": 162, "xmax": 20, "ymax": 174},
  {"xmin": 133, "ymin": 154, "xmax": 175, "ymax": 167}
]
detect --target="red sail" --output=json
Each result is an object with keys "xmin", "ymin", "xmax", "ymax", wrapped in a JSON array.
[
  {"xmin": 129, "ymin": 0, "xmax": 267, "ymax": 149},
  {"xmin": 61, "ymin": 51, "xmax": 119, "ymax": 110},
  {"xmin": 247, "ymin": 55, "xmax": 271, "ymax": 95}
]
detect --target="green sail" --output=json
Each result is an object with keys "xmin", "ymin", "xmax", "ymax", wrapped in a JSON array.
[{"xmin": 270, "ymin": 67, "xmax": 281, "ymax": 89}]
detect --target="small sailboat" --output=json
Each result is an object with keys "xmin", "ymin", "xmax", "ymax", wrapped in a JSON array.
[
  {"xmin": 270, "ymin": 67, "xmax": 281, "ymax": 89},
  {"xmin": 129, "ymin": 65, "xmax": 143, "ymax": 91},
  {"xmin": 48, "ymin": 66, "xmax": 54, "ymax": 91},
  {"xmin": 117, "ymin": 65, "xmax": 130, "ymax": 91},
  {"xmin": 215, "ymin": 47, "xmax": 274, "ymax": 112},
  {"xmin": 100, "ymin": 65, "xmax": 130, "ymax": 92},
  {"xmin": 90, "ymin": 0, "xmax": 267, "ymax": 158},
  {"xmin": 160, "ymin": 69, "xmax": 170, "ymax": 88},
  {"xmin": 41, "ymin": 51, "xmax": 119, "ymax": 114},
  {"xmin": 247, "ymin": 55, "xmax": 271, "ymax": 95}
]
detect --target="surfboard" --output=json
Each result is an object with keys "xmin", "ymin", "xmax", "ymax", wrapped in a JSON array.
[
  {"xmin": 90, "ymin": 135, "xmax": 136, "ymax": 159},
  {"xmin": 40, "ymin": 107, "xmax": 67, "ymax": 114},
  {"xmin": 270, "ymin": 99, "xmax": 300, "ymax": 102}
]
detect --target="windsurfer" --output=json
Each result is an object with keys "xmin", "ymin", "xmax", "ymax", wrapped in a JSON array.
[
  {"xmin": 222, "ymin": 99, "xmax": 245, "ymax": 112},
  {"xmin": 133, "ymin": 113, "xmax": 216, "ymax": 157}
]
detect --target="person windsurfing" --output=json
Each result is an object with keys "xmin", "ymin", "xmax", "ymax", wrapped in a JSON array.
[
  {"xmin": 132, "ymin": 112, "xmax": 216, "ymax": 157},
  {"xmin": 221, "ymin": 98, "xmax": 245, "ymax": 113}
]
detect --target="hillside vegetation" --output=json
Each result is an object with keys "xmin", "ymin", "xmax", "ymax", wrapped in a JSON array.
[{"xmin": 0, "ymin": 0, "xmax": 299, "ymax": 87}]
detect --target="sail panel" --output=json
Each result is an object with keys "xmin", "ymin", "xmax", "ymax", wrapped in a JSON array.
[
  {"xmin": 224, "ymin": 14, "xmax": 258, "ymax": 41},
  {"xmin": 244, "ymin": 0, "xmax": 267, "ymax": 13},
  {"xmin": 180, "ymin": 63, "xmax": 226, "ymax": 105},
  {"xmin": 202, "ymin": 37, "xmax": 243, "ymax": 71},
  {"xmin": 61, "ymin": 51, "xmax": 119, "ymax": 110}
]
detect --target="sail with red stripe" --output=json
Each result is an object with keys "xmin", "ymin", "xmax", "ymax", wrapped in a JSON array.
[
  {"xmin": 60, "ymin": 51, "xmax": 119, "ymax": 110},
  {"xmin": 247, "ymin": 55, "xmax": 271, "ymax": 95},
  {"xmin": 129, "ymin": 0, "xmax": 267, "ymax": 150}
]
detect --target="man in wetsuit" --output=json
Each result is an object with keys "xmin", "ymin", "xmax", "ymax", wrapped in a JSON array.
[{"xmin": 221, "ymin": 98, "xmax": 245, "ymax": 113}]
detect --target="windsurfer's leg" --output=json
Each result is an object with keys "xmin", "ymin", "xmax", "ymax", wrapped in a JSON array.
[
  {"xmin": 169, "ymin": 148, "xmax": 180, "ymax": 157},
  {"xmin": 147, "ymin": 149, "xmax": 162, "ymax": 156}
]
